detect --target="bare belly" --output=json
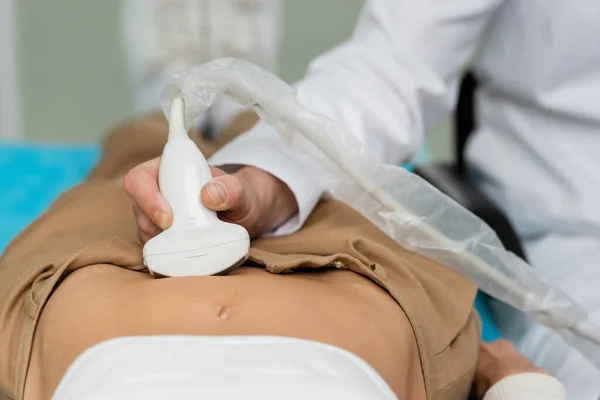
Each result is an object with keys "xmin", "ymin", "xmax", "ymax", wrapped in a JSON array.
[{"xmin": 26, "ymin": 264, "xmax": 424, "ymax": 400}]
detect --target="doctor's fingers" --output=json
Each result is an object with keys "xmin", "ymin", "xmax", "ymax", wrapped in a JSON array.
[
  {"xmin": 124, "ymin": 157, "xmax": 173, "ymax": 230},
  {"xmin": 133, "ymin": 203, "xmax": 162, "ymax": 244}
]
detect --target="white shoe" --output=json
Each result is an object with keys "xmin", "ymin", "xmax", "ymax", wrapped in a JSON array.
[{"xmin": 121, "ymin": 0, "xmax": 283, "ymax": 132}]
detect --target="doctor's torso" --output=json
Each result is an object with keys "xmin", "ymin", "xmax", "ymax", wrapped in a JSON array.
[{"xmin": 466, "ymin": 0, "xmax": 600, "ymax": 238}]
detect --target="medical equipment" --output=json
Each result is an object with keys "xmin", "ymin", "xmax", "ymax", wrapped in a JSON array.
[
  {"xmin": 52, "ymin": 336, "xmax": 397, "ymax": 400},
  {"xmin": 158, "ymin": 58, "xmax": 600, "ymax": 369},
  {"xmin": 143, "ymin": 94, "xmax": 249, "ymax": 277}
]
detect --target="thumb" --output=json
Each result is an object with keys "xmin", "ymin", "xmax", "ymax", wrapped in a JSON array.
[{"xmin": 201, "ymin": 174, "xmax": 255, "ymax": 223}]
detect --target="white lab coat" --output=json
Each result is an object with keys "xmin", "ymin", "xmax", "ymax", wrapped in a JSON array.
[{"xmin": 209, "ymin": 0, "xmax": 600, "ymax": 398}]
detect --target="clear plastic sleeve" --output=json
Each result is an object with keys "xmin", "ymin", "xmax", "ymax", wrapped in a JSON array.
[{"xmin": 160, "ymin": 57, "xmax": 600, "ymax": 369}]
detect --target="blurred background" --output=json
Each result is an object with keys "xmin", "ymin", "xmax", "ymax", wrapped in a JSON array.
[{"xmin": 1, "ymin": 0, "xmax": 451, "ymax": 160}]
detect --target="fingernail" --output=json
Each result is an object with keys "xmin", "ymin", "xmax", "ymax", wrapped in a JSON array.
[
  {"xmin": 153, "ymin": 210, "xmax": 169, "ymax": 230},
  {"xmin": 206, "ymin": 183, "xmax": 227, "ymax": 205}
]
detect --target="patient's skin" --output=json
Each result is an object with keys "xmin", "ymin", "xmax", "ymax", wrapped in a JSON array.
[{"xmin": 25, "ymin": 265, "xmax": 425, "ymax": 400}]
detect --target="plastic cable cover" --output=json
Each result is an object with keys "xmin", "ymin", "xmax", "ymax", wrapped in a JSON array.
[{"xmin": 160, "ymin": 57, "xmax": 600, "ymax": 369}]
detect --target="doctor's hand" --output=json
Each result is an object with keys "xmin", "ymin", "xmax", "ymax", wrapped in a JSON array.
[
  {"xmin": 124, "ymin": 157, "xmax": 298, "ymax": 243},
  {"xmin": 199, "ymin": 165, "xmax": 298, "ymax": 238},
  {"xmin": 472, "ymin": 340, "xmax": 549, "ymax": 399}
]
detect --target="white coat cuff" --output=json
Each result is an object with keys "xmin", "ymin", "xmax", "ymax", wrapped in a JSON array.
[
  {"xmin": 209, "ymin": 122, "xmax": 324, "ymax": 236},
  {"xmin": 484, "ymin": 373, "xmax": 569, "ymax": 400}
]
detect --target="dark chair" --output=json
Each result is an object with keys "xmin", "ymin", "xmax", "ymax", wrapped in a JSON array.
[{"xmin": 414, "ymin": 72, "xmax": 527, "ymax": 261}]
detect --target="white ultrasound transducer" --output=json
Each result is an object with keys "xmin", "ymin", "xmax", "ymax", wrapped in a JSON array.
[{"xmin": 143, "ymin": 95, "xmax": 250, "ymax": 277}]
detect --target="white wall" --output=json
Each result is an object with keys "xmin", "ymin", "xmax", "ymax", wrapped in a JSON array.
[{"xmin": 0, "ymin": 0, "xmax": 22, "ymax": 139}]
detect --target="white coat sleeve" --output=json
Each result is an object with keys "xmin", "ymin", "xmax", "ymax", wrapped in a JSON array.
[
  {"xmin": 209, "ymin": 0, "xmax": 505, "ymax": 235},
  {"xmin": 484, "ymin": 373, "xmax": 569, "ymax": 400}
]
